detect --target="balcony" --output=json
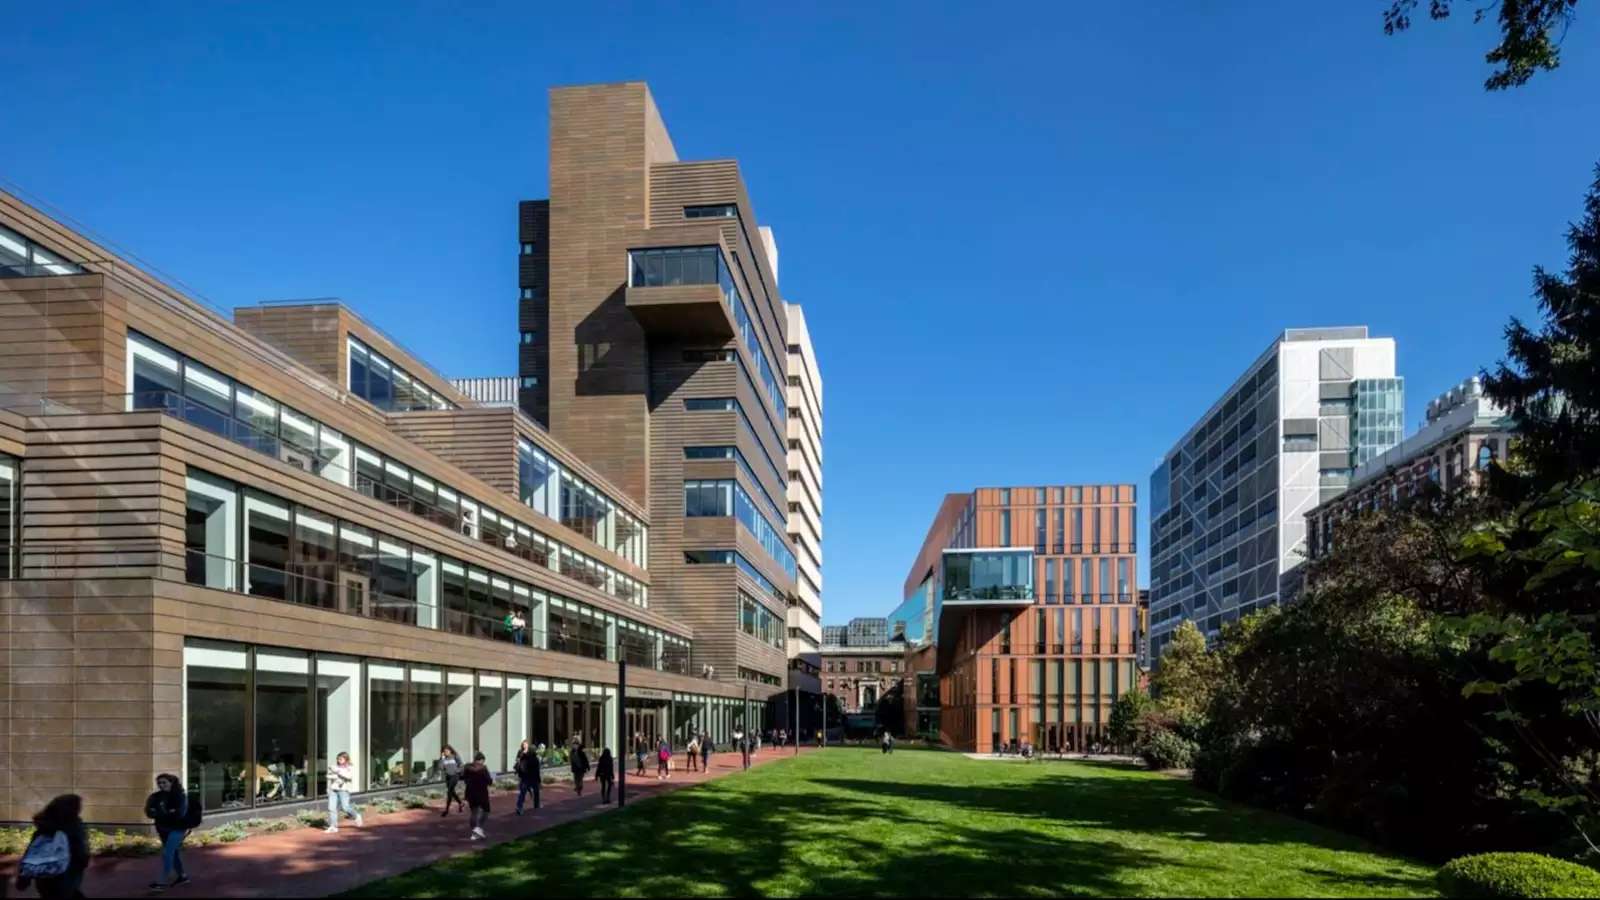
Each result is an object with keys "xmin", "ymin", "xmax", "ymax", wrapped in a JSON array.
[{"xmin": 625, "ymin": 247, "xmax": 736, "ymax": 340}]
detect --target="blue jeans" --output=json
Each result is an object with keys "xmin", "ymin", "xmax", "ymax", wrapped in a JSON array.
[
  {"xmin": 328, "ymin": 789, "xmax": 357, "ymax": 822},
  {"xmin": 160, "ymin": 828, "xmax": 187, "ymax": 881},
  {"xmin": 516, "ymin": 779, "xmax": 540, "ymax": 812}
]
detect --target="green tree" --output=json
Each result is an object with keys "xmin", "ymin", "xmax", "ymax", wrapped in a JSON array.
[
  {"xmin": 1150, "ymin": 621, "xmax": 1220, "ymax": 722},
  {"xmin": 1107, "ymin": 686, "xmax": 1156, "ymax": 750},
  {"xmin": 1383, "ymin": 0, "xmax": 1581, "ymax": 90},
  {"xmin": 1483, "ymin": 163, "xmax": 1600, "ymax": 492}
]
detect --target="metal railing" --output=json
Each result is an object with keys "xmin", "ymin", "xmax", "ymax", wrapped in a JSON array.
[{"xmin": 182, "ymin": 549, "xmax": 695, "ymax": 676}]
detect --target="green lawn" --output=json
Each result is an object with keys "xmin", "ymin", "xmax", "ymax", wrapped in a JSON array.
[{"xmin": 344, "ymin": 748, "xmax": 1438, "ymax": 898}]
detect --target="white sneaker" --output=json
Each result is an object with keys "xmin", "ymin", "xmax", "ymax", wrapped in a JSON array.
[
  {"xmin": 354, "ymin": 815, "xmax": 364, "ymax": 827},
  {"xmin": 324, "ymin": 826, "xmax": 338, "ymax": 833},
  {"xmin": 472, "ymin": 827, "xmax": 485, "ymax": 839}
]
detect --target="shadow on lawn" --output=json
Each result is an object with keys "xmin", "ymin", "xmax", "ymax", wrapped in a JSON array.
[{"xmin": 347, "ymin": 782, "xmax": 1169, "ymax": 898}]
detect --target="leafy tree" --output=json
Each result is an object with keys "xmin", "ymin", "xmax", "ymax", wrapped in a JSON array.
[
  {"xmin": 1384, "ymin": 0, "xmax": 1581, "ymax": 90},
  {"xmin": 1483, "ymin": 163, "xmax": 1600, "ymax": 492},
  {"xmin": 1108, "ymin": 687, "xmax": 1156, "ymax": 750},
  {"xmin": 1149, "ymin": 620, "xmax": 1221, "ymax": 721}
]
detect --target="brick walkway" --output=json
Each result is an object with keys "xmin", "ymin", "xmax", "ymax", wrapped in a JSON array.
[{"xmin": 22, "ymin": 748, "xmax": 811, "ymax": 899}]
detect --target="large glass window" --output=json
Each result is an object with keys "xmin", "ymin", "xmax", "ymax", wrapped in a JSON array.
[
  {"xmin": 128, "ymin": 332, "xmax": 181, "ymax": 410},
  {"xmin": 185, "ymin": 472, "xmax": 238, "ymax": 590},
  {"xmin": 254, "ymin": 648, "xmax": 309, "ymax": 805},
  {"xmin": 477, "ymin": 674, "xmax": 504, "ymax": 772},
  {"xmin": 448, "ymin": 670, "xmax": 475, "ymax": 759},
  {"xmin": 0, "ymin": 458, "xmax": 13, "ymax": 578},
  {"xmin": 315, "ymin": 655, "xmax": 362, "ymax": 796},
  {"xmin": 293, "ymin": 509, "xmax": 338, "ymax": 609},
  {"xmin": 185, "ymin": 641, "xmax": 249, "ymax": 812},
  {"xmin": 683, "ymin": 479, "xmax": 797, "ymax": 581},
  {"xmin": 347, "ymin": 336, "xmax": 456, "ymax": 412},
  {"xmin": 368, "ymin": 663, "xmax": 408, "ymax": 788},
  {"xmin": 0, "ymin": 224, "xmax": 84, "ymax": 276},
  {"xmin": 409, "ymin": 665, "xmax": 445, "ymax": 784},
  {"xmin": 243, "ymin": 491, "xmax": 291, "ymax": 601}
]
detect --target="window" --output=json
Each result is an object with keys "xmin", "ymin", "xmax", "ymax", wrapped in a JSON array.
[
  {"xmin": 185, "ymin": 641, "xmax": 249, "ymax": 812},
  {"xmin": 347, "ymin": 337, "xmax": 455, "ymax": 412},
  {"xmin": 684, "ymin": 348, "xmax": 734, "ymax": 362},
  {"xmin": 186, "ymin": 472, "xmax": 239, "ymax": 590},
  {"xmin": 999, "ymin": 488, "xmax": 1011, "ymax": 505},
  {"xmin": 519, "ymin": 376, "xmax": 538, "ymax": 389},
  {"xmin": 684, "ymin": 204, "xmax": 738, "ymax": 219},
  {"xmin": 685, "ymin": 397, "xmax": 736, "ymax": 411},
  {"xmin": 315, "ymin": 655, "xmax": 363, "ymax": 796},
  {"xmin": 254, "ymin": 648, "xmax": 310, "ymax": 805},
  {"xmin": 521, "ymin": 288, "xmax": 536, "ymax": 299},
  {"xmin": 999, "ymin": 510, "xmax": 1010, "ymax": 546},
  {"xmin": 521, "ymin": 242, "xmax": 536, "ymax": 255},
  {"xmin": 0, "ymin": 224, "xmax": 84, "ymax": 277},
  {"xmin": 520, "ymin": 331, "xmax": 537, "ymax": 345}
]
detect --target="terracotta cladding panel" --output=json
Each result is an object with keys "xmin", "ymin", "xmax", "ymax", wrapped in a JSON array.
[
  {"xmin": 231, "ymin": 305, "xmax": 343, "ymax": 385},
  {"xmin": 0, "ymin": 276, "xmax": 114, "ymax": 400}
]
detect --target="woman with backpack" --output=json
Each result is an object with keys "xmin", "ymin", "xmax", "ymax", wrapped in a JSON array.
[
  {"xmin": 439, "ymin": 745, "xmax": 465, "ymax": 816},
  {"xmin": 686, "ymin": 733, "xmax": 701, "ymax": 773},
  {"xmin": 15, "ymin": 794, "xmax": 88, "ymax": 899},
  {"xmin": 324, "ymin": 751, "xmax": 364, "ymax": 833},
  {"xmin": 656, "ymin": 737, "xmax": 671, "ymax": 780},
  {"xmin": 144, "ymin": 773, "xmax": 195, "ymax": 892},
  {"xmin": 595, "ymin": 747, "xmax": 615, "ymax": 804}
]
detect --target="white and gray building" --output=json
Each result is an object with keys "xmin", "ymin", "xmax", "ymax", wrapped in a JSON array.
[
  {"xmin": 785, "ymin": 302, "xmax": 824, "ymax": 655},
  {"xmin": 1147, "ymin": 327, "xmax": 1402, "ymax": 658}
]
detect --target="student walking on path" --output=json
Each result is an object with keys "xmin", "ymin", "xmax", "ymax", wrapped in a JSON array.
[
  {"xmin": 686, "ymin": 734, "xmax": 701, "ymax": 772},
  {"xmin": 739, "ymin": 732, "xmax": 752, "ymax": 770},
  {"xmin": 570, "ymin": 743, "xmax": 591, "ymax": 796},
  {"xmin": 462, "ymin": 752, "xmax": 493, "ymax": 841},
  {"xmin": 700, "ymin": 732, "xmax": 712, "ymax": 771},
  {"xmin": 596, "ymin": 748, "xmax": 615, "ymax": 804},
  {"xmin": 439, "ymin": 745, "xmax": 465, "ymax": 816},
  {"xmin": 655, "ymin": 737, "xmax": 671, "ymax": 780},
  {"xmin": 633, "ymin": 732, "xmax": 648, "ymax": 777},
  {"xmin": 324, "ymin": 752, "xmax": 364, "ymax": 832},
  {"xmin": 514, "ymin": 739, "xmax": 541, "ymax": 815},
  {"xmin": 15, "ymin": 794, "xmax": 89, "ymax": 900},
  {"xmin": 144, "ymin": 773, "xmax": 195, "ymax": 892}
]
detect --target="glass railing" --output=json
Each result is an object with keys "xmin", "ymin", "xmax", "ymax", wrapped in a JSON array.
[
  {"xmin": 183, "ymin": 549, "xmax": 695, "ymax": 675},
  {"xmin": 10, "ymin": 389, "xmax": 648, "ymax": 608}
]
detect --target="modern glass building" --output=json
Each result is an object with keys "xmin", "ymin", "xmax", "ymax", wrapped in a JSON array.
[
  {"xmin": 900, "ymin": 485, "xmax": 1140, "ymax": 753},
  {"xmin": 0, "ymin": 84, "xmax": 788, "ymax": 826},
  {"xmin": 1147, "ymin": 327, "xmax": 1401, "ymax": 660}
]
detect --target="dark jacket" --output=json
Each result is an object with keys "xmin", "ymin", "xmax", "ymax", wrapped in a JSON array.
[
  {"xmin": 596, "ymin": 753, "xmax": 614, "ymax": 782},
  {"xmin": 515, "ymin": 748, "xmax": 541, "ymax": 782},
  {"xmin": 462, "ymin": 762, "xmax": 493, "ymax": 807},
  {"xmin": 144, "ymin": 788, "xmax": 188, "ymax": 836},
  {"xmin": 570, "ymin": 747, "xmax": 590, "ymax": 776}
]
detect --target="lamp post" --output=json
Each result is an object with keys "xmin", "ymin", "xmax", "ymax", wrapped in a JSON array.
[
  {"xmin": 792, "ymin": 682, "xmax": 799, "ymax": 757},
  {"xmin": 617, "ymin": 658, "xmax": 626, "ymax": 808}
]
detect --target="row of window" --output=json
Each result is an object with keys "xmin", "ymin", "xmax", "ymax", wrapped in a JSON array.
[
  {"xmin": 682, "ymin": 479, "xmax": 797, "ymax": 582},
  {"xmin": 684, "ymin": 446, "xmax": 784, "ymax": 521},
  {"xmin": 995, "ymin": 486, "xmax": 1131, "ymax": 505},
  {"xmin": 517, "ymin": 438, "xmax": 647, "ymax": 569},
  {"xmin": 627, "ymin": 246, "xmax": 786, "ymax": 425},
  {"xmin": 824, "ymin": 659, "xmax": 900, "ymax": 674},
  {"xmin": 1039, "ymin": 558, "xmax": 1132, "ymax": 603},
  {"xmin": 346, "ymin": 336, "xmax": 459, "ymax": 413},
  {"xmin": 682, "ymin": 549, "xmax": 787, "ymax": 606},
  {"xmin": 128, "ymin": 331, "xmax": 647, "ymax": 607},
  {"xmin": 999, "ymin": 506, "xmax": 1130, "ymax": 552},
  {"xmin": 0, "ymin": 224, "xmax": 84, "ymax": 278},
  {"xmin": 739, "ymin": 590, "xmax": 785, "ymax": 650},
  {"xmin": 184, "ymin": 469, "xmax": 688, "ymax": 672}
]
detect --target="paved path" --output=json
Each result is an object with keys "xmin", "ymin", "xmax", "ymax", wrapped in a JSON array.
[{"xmin": 26, "ymin": 748, "xmax": 812, "ymax": 899}]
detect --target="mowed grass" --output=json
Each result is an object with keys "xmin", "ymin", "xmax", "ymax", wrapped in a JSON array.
[{"xmin": 344, "ymin": 747, "xmax": 1438, "ymax": 898}]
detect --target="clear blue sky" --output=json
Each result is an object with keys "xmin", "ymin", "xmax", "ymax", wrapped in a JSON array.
[{"xmin": 6, "ymin": 2, "xmax": 1598, "ymax": 623}]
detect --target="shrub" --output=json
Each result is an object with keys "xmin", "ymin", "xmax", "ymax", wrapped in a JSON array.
[
  {"xmin": 263, "ymin": 819, "xmax": 291, "ymax": 833},
  {"xmin": 493, "ymin": 776, "xmax": 520, "ymax": 792},
  {"xmin": 295, "ymin": 810, "xmax": 329, "ymax": 829},
  {"xmin": 1436, "ymin": 853, "xmax": 1600, "ymax": 898},
  {"xmin": 541, "ymin": 775, "xmax": 557, "ymax": 786},
  {"xmin": 209, "ymin": 823, "xmax": 249, "ymax": 844},
  {"xmin": 398, "ymin": 793, "xmax": 430, "ymax": 809},
  {"xmin": 369, "ymin": 799, "xmax": 401, "ymax": 815},
  {"xmin": 87, "ymin": 829, "xmax": 163, "ymax": 857},
  {"xmin": 1139, "ymin": 728, "xmax": 1198, "ymax": 770}
]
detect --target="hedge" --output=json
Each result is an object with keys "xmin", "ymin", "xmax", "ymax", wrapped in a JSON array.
[{"xmin": 1436, "ymin": 852, "xmax": 1600, "ymax": 899}]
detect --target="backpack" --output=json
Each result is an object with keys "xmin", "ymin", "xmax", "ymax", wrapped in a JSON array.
[
  {"xmin": 182, "ymin": 793, "xmax": 203, "ymax": 829},
  {"xmin": 19, "ymin": 831, "xmax": 70, "ymax": 879}
]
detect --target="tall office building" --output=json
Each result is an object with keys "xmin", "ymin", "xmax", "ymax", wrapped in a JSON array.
[
  {"xmin": 518, "ymin": 83, "xmax": 798, "ymax": 689},
  {"xmin": 901, "ymin": 485, "xmax": 1140, "ymax": 753},
  {"xmin": 0, "ymin": 184, "xmax": 765, "ymax": 824},
  {"xmin": 784, "ymin": 302, "xmax": 823, "ymax": 654},
  {"xmin": 1147, "ymin": 327, "xmax": 1401, "ymax": 659}
]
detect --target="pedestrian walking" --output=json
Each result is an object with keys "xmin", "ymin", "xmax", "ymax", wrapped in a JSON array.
[
  {"xmin": 324, "ymin": 751, "xmax": 364, "ymax": 832},
  {"xmin": 463, "ymin": 751, "xmax": 493, "ymax": 841},
  {"xmin": 655, "ymin": 737, "xmax": 671, "ymax": 780},
  {"xmin": 700, "ymin": 732, "xmax": 713, "ymax": 770},
  {"xmin": 570, "ymin": 742, "xmax": 590, "ymax": 795},
  {"xmin": 514, "ymin": 739, "xmax": 541, "ymax": 815},
  {"xmin": 439, "ymin": 745, "xmax": 465, "ymax": 815},
  {"xmin": 686, "ymin": 733, "xmax": 700, "ymax": 772},
  {"xmin": 633, "ymin": 732, "xmax": 648, "ymax": 777},
  {"xmin": 144, "ymin": 773, "xmax": 196, "ymax": 892},
  {"xmin": 739, "ymin": 732, "xmax": 752, "ymax": 770},
  {"xmin": 596, "ymin": 748, "xmax": 615, "ymax": 803},
  {"xmin": 15, "ymin": 794, "xmax": 88, "ymax": 900}
]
